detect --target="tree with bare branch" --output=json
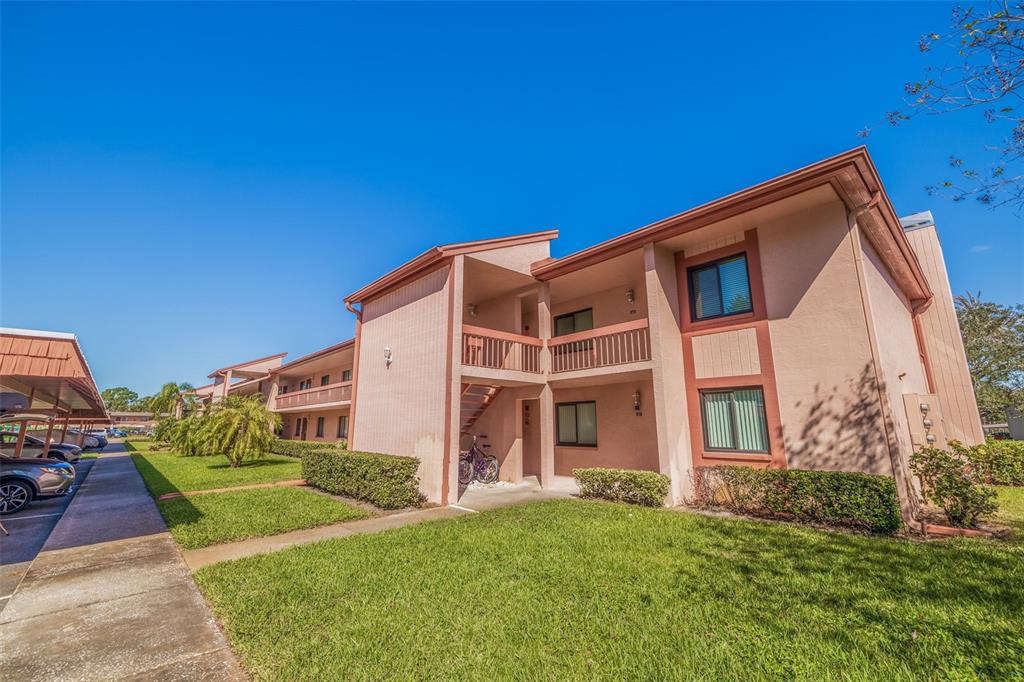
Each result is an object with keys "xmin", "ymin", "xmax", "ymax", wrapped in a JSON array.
[{"xmin": 864, "ymin": 2, "xmax": 1024, "ymax": 210}]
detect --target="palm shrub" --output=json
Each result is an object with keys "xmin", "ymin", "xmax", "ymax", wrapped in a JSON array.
[
  {"xmin": 910, "ymin": 446, "xmax": 999, "ymax": 528},
  {"xmin": 153, "ymin": 417, "xmax": 178, "ymax": 443},
  {"xmin": 206, "ymin": 395, "xmax": 282, "ymax": 467}
]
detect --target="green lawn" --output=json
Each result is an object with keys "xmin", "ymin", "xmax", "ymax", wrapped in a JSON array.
[
  {"xmin": 195, "ymin": 499, "xmax": 1023, "ymax": 681},
  {"xmin": 157, "ymin": 487, "xmax": 369, "ymax": 549},
  {"xmin": 129, "ymin": 449, "xmax": 303, "ymax": 497},
  {"xmin": 995, "ymin": 485, "xmax": 1024, "ymax": 541}
]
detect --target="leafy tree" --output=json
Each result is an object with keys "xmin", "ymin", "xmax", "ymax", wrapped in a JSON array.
[
  {"xmin": 956, "ymin": 292, "xmax": 1024, "ymax": 422},
  {"xmin": 206, "ymin": 395, "xmax": 281, "ymax": 467},
  {"xmin": 147, "ymin": 381, "xmax": 196, "ymax": 418},
  {"xmin": 100, "ymin": 386, "xmax": 139, "ymax": 411},
  {"xmin": 866, "ymin": 2, "xmax": 1024, "ymax": 210}
]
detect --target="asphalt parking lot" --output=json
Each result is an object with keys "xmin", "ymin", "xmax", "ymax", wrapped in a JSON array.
[{"xmin": 0, "ymin": 457, "xmax": 96, "ymax": 609}]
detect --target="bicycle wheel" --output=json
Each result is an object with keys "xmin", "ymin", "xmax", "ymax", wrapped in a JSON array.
[
  {"xmin": 478, "ymin": 455, "xmax": 499, "ymax": 484},
  {"xmin": 458, "ymin": 454, "xmax": 475, "ymax": 485}
]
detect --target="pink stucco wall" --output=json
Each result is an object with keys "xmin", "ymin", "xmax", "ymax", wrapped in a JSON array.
[
  {"xmin": 551, "ymin": 381, "xmax": 659, "ymax": 476},
  {"xmin": 552, "ymin": 281, "xmax": 648, "ymax": 331},
  {"xmin": 279, "ymin": 408, "xmax": 350, "ymax": 442},
  {"xmin": 353, "ymin": 266, "xmax": 451, "ymax": 503},
  {"xmin": 759, "ymin": 199, "xmax": 894, "ymax": 475}
]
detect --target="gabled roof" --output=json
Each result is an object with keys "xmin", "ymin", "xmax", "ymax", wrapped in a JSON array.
[
  {"xmin": 530, "ymin": 147, "xmax": 933, "ymax": 308},
  {"xmin": 207, "ymin": 352, "xmax": 287, "ymax": 379},
  {"xmin": 344, "ymin": 230, "xmax": 558, "ymax": 307},
  {"xmin": 271, "ymin": 339, "xmax": 355, "ymax": 374}
]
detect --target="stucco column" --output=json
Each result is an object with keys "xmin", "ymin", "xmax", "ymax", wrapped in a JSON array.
[
  {"xmin": 221, "ymin": 370, "xmax": 232, "ymax": 400},
  {"xmin": 444, "ymin": 256, "xmax": 466, "ymax": 505},
  {"xmin": 267, "ymin": 375, "xmax": 280, "ymax": 412},
  {"xmin": 509, "ymin": 397, "xmax": 525, "ymax": 483},
  {"xmin": 537, "ymin": 282, "xmax": 555, "ymax": 487},
  {"xmin": 643, "ymin": 242, "xmax": 693, "ymax": 505}
]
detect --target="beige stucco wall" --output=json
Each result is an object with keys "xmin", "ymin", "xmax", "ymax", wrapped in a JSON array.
[
  {"xmin": 551, "ymin": 381, "xmax": 659, "ymax": 476},
  {"xmin": 280, "ymin": 408, "xmax": 350, "ymax": 442},
  {"xmin": 904, "ymin": 225, "xmax": 985, "ymax": 444},
  {"xmin": 552, "ymin": 281, "xmax": 648, "ymax": 330},
  {"xmin": 354, "ymin": 266, "xmax": 451, "ymax": 503},
  {"xmin": 858, "ymin": 230, "xmax": 931, "ymax": 468},
  {"xmin": 760, "ymin": 199, "xmax": 893, "ymax": 475},
  {"xmin": 469, "ymin": 241, "xmax": 550, "ymax": 275},
  {"xmin": 467, "ymin": 387, "xmax": 522, "ymax": 483}
]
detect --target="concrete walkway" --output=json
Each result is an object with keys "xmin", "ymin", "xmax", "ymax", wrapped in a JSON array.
[
  {"xmin": 183, "ymin": 475, "xmax": 578, "ymax": 570},
  {"xmin": 1, "ymin": 445, "xmax": 246, "ymax": 681}
]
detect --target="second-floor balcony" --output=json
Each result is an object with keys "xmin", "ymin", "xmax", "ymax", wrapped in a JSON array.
[
  {"xmin": 274, "ymin": 381, "xmax": 352, "ymax": 411},
  {"xmin": 460, "ymin": 319, "xmax": 651, "ymax": 377}
]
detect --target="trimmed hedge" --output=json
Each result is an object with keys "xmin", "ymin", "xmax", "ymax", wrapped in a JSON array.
[
  {"xmin": 269, "ymin": 439, "xmax": 344, "ymax": 459},
  {"xmin": 303, "ymin": 450, "xmax": 423, "ymax": 509},
  {"xmin": 953, "ymin": 438, "xmax": 1024, "ymax": 486},
  {"xmin": 574, "ymin": 468, "xmax": 670, "ymax": 507},
  {"xmin": 694, "ymin": 466, "xmax": 902, "ymax": 534}
]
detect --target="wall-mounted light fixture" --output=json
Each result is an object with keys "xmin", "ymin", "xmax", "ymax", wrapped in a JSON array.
[
  {"xmin": 467, "ymin": 304, "xmax": 478, "ymax": 318},
  {"xmin": 633, "ymin": 390, "xmax": 642, "ymax": 416},
  {"xmin": 626, "ymin": 289, "xmax": 635, "ymax": 305},
  {"xmin": 384, "ymin": 346, "xmax": 393, "ymax": 368}
]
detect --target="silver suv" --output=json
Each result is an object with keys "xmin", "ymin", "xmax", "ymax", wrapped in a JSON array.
[
  {"xmin": 0, "ymin": 454, "xmax": 76, "ymax": 514},
  {"xmin": 0, "ymin": 432, "xmax": 82, "ymax": 463}
]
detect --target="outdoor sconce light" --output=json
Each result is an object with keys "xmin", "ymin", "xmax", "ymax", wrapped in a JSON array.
[
  {"xmin": 467, "ymin": 304, "xmax": 477, "ymax": 318},
  {"xmin": 626, "ymin": 288, "xmax": 635, "ymax": 305},
  {"xmin": 384, "ymin": 346, "xmax": 393, "ymax": 368},
  {"xmin": 633, "ymin": 390, "xmax": 642, "ymax": 416}
]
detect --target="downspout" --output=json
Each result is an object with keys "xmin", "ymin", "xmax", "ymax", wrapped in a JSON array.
[
  {"xmin": 846, "ymin": 196, "xmax": 922, "ymax": 530},
  {"xmin": 345, "ymin": 299, "xmax": 362, "ymax": 448}
]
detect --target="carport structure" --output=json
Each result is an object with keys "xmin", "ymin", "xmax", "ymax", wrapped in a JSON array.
[{"xmin": 0, "ymin": 328, "xmax": 109, "ymax": 456}]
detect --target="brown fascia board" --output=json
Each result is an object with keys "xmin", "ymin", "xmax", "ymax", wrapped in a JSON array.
[
  {"xmin": 270, "ymin": 339, "xmax": 356, "ymax": 374},
  {"xmin": 343, "ymin": 229, "xmax": 559, "ymax": 307},
  {"xmin": 530, "ymin": 147, "xmax": 933, "ymax": 307},
  {"xmin": 207, "ymin": 352, "xmax": 288, "ymax": 379}
]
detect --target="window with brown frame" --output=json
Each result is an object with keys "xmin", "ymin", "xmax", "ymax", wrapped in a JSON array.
[
  {"xmin": 699, "ymin": 387, "xmax": 770, "ymax": 453},
  {"xmin": 337, "ymin": 415, "xmax": 349, "ymax": 439},
  {"xmin": 320, "ymin": 375, "xmax": 330, "ymax": 386},
  {"xmin": 556, "ymin": 401, "xmax": 597, "ymax": 446},
  {"xmin": 688, "ymin": 254, "xmax": 753, "ymax": 322},
  {"xmin": 316, "ymin": 417, "xmax": 325, "ymax": 438}
]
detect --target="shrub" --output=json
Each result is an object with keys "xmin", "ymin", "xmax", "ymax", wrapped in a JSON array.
[
  {"xmin": 153, "ymin": 417, "xmax": 178, "ymax": 443},
  {"xmin": 303, "ymin": 450, "xmax": 423, "ymax": 509},
  {"xmin": 910, "ymin": 447, "xmax": 999, "ymax": 528},
  {"xmin": 269, "ymin": 439, "xmax": 344, "ymax": 458},
  {"xmin": 573, "ymin": 468, "xmax": 670, "ymax": 507},
  {"xmin": 952, "ymin": 438, "xmax": 1024, "ymax": 486},
  {"xmin": 694, "ymin": 466, "xmax": 903, "ymax": 534}
]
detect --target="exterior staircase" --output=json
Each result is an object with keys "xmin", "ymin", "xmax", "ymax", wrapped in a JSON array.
[{"xmin": 460, "ymin": 383, "xmax": 503, "ymax": 434}]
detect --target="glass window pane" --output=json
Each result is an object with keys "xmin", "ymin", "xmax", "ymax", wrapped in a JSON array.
[
  {"xmin": 693, "ymin": 266, "xmax": 722, "ymax": 319},
  {"xmin": 555, "ymin": 316, "xmax": 575, "ymax": 336},
  {"xmin": 719, "ymin": 256, "xmax": 752, "ymax": 314},
  {"xmin": 557, "ymin": 404, "xmax": 577, "ymax": 443},
  {"xmin": 701, "ymin": 392, "xmax": 735, "ymax": 449},
  {"xmin": 576, "ymin": 402, "xmax": 597, "ymax": 445},
  {"xmin": 573, "ymin": 309, "xmax": 594, "ymax": 332},
  {"xmin": 733, "ymin": 389, "xmax": 769, "ymax": 451}
]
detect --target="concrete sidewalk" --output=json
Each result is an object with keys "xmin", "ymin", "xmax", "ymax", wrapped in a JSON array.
[{"xmin": 0, "ymin": 445, "xmax": 246, "ymax": 681}]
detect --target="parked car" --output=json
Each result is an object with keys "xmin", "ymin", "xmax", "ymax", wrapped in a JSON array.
[
  {"xmin": 65, "ymin": 429, "xmax": 105, "ymax": 449},
  {"xmin": 106, "ymin": 428, "xmax": 127, "ymax": 438},
  {"xmin": 86, "ymin": 430, "xmax": 110, "ymax": 448},
  {"xmin": 0, "ymin": 432, "xmax": 82, "ymax": 462},
  {"xmin": 0, "ymin": 454, "xmax": 76, "ymax": 514}
]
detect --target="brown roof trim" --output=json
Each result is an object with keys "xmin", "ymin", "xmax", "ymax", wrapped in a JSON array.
[
  {"xmin": 530, "ymin": 147, "xmax": 933, "ymax": 306},
  {"xmin": 207, "ymin": 352, "xmax": 287, "ymax": 378},
  {"xmin": 270, "ymin": 339, "xmax": 355, "ymax": 374},
  {"xmin": 344, "ymin": 229, "xmax": 558, "ymax": 306}
]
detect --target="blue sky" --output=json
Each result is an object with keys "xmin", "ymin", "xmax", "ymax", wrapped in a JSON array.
[{"xmin": 2, "ymin": 2, "xmax": 1021, "ymax": 396}]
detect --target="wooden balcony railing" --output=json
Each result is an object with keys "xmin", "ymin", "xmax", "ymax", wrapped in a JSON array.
[
  {"xmin": 549, "ymin": 319, "xmax": 651, "ymax": 373},
  {"xmin": 462, "ymin": 325, "xmax": 543, "ymax": 373},
  {"xmin": 273, "ymin": 381, "xmax": 352, "ymax": 410}
]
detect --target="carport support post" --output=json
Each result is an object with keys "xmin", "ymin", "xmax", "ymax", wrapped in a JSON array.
[
  {"xmin": 13, "ymin": 420, "xmax": 27, "ymax": 458},
  {"xmin": 43, "ymin": 420, "xmax": 55, "ymax": 449},
  {"xmin": 59, "ymin": 416, "xmax": 69, "ymax": 443},
  {"xmin": 77, "ymin": 423, "xmax": 86, "ymax": 447}
]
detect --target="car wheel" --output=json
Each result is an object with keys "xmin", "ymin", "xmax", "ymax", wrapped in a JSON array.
[
  {"xmin": 0, "ymin": 480, "xmax": 34, "ymax": 515},
  {"xmin": 47, "ymin": 451, "xmax": 68, "ymax": 462}
]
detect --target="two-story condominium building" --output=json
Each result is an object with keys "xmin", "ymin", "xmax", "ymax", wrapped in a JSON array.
[
  {"xmin": 269, "ymin": 340, "xmax": 355, "ymax": 443},
  {"xmin": 340, "ymin": 147, "xmax": 982, "ymax": 522},
  {"xmin": 192, "ymin": 353, "xmax": 288, "ymax": 407}
]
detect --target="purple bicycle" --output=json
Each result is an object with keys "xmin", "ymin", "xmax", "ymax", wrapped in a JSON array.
[{"xmin": 458, "ymin": 433, "xmax": 498, "ymax": 485}]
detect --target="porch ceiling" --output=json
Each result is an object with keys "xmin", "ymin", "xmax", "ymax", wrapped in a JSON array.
[
  {"xmin": 547, "ymin": 365, "xmax": 654, "ymax": 389},
  {"xmin": 548, "ymin": 250, "xmax": 645, "ymax": 305}
]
